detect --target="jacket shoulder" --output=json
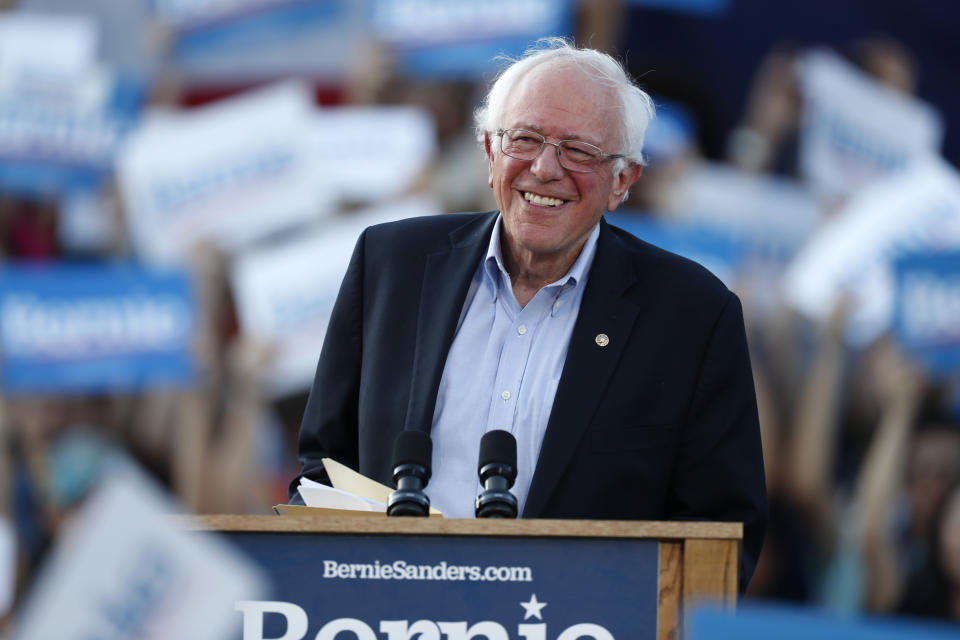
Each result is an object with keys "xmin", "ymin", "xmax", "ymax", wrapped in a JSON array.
[{"xmin": 365, "ymin": 211, "xmax": 494, "ymax": 243}]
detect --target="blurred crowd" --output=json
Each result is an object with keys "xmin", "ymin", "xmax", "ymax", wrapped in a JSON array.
[{"xmin": 1, "ymin": 0, "xmax": 959, "ymax": 632}]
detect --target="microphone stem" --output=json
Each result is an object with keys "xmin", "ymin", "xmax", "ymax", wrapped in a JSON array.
[
  {"xmin": 484, "ymin": 476, "xmax": 510, "ymax": 492},
  {"xmin": 397, "ymin": 475, "xmax": 424, "ymax": 492}
]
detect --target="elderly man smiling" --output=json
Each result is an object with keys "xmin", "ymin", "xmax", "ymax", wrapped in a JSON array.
[{"xmin": 292, "ymin": 39, "xmax": 767, "ymax": 590}]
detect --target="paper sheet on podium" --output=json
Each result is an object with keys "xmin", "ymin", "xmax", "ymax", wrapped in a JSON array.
[{"xmin": 275, "ymin": 457, "xmax": 442, "ymax": 517}]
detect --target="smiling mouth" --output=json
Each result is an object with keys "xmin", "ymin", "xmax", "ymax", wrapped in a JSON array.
[{"xmin": 523, "ymin": 191, "xmax": 566, "ymax": 207}]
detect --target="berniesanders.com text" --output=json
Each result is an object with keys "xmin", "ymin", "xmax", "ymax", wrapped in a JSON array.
[{"xmin": 322, "ymin": 559, "xmax": 532, "ymax": 583}]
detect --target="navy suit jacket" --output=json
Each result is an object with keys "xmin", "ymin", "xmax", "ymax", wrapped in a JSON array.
[{"xmin": 292, "ymin": 211, "xmax": 767, "ymax": 588}]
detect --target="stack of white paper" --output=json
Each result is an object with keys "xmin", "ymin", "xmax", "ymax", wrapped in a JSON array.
[{"xmin": 297, "ymin": 477, "xmax": 386, "ymax": 512}]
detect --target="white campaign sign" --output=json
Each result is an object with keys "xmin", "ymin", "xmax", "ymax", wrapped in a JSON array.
[
  {"xmin": 0, "ymin": 71, "xmax": 122, "ymax": 168},
  {"xmin": 311, "ymin": 106, "xmax": 436, "ymax": 204},
  {"xmin": 9, "ymin": 469, "xmax": 263, "ymax": 640},
  {"xmin": 797, "ymin": 48, "xmax": 943, "ymax": 201},
  {"xmin": 117, "ymin": 81, "xmax": 332, "ymax": 263},
  {"xmin": 163, "ymin": 0, "xmax": 367, "ymax": 81},
  {"xmin": 0, "ymin": 14, "xmax": 124, "ymax": 175},
  {"xmin": 668, "ymin": 161, "xmax": 823, "ymax": 254},
  {"xmin": 231, "ymin": 196, "xmax": 441, "ymax": 397},
  {"xmin": 783, "ymin": 155, "xmax": 960, "ymax": 345},
  {"xmin": 0, "ymin": 13, "xmax": 97, "ymax": 77}
]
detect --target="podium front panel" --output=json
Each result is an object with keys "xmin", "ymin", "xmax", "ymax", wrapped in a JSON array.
[
  {"xmin": 185, "ymin": 515, "xmax": 743, "ymax": 640},
  {"xmin": 227, "ymin": 530, "xmax": 659, "ymax": 640}
]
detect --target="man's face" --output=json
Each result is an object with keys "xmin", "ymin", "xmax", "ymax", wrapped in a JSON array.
[{"xmin": 486, "ymin": 62, "xmax": 640, "ymax": 269}]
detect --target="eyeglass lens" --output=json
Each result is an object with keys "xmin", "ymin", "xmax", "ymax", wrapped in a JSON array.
[{"xmin": 500, "ymin": 129, "xmax": 604, "ymax": 172}]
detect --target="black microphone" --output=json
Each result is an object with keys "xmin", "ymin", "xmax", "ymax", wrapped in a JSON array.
[
  {"xmin": 475, "ymin": 430, "xmax": 518, "ymax": 518},
  {"xmin": 387, "ymin": 431, "xmax": 432, "ymax": 517}
]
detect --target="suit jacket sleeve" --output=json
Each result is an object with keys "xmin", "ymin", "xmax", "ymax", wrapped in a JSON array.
[
  {"xmin": 667, "ymin": 289, "xmax": 767, "ymax": 591},
  {"xmin": 288, "ymin": 228, "xmax": 367, "ymax": 499}
]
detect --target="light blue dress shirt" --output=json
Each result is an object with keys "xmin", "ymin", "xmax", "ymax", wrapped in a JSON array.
[{"xmin": 428, "ymin": 215, "xmax": 599, "ymax": 517}]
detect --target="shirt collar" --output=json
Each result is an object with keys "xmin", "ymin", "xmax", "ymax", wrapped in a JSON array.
[{"xmin": 481, "ymin": 213, "xmax": 601, "ymax": 302}]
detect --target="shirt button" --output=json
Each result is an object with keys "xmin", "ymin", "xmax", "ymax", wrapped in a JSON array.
[
  {"xmin": 501, "ymin": 390, "xmax": 511, "ymax": 401},
  {"xmin": 553, "ymin": 300, "xmax": 561, "ymax": 311},
  {"xmin": 517, "ymin": 325, "xmax": 527, "ymax": 335}
]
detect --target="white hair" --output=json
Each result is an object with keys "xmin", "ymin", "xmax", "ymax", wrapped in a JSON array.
[{"xmin": 474, "ymin": 37, "xmax": 656, "ymax": 170}]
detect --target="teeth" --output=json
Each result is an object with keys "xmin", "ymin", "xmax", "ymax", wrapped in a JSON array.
[{"xmin": 524, "ymin": 192, "xmax": 564, "ymax": 207}]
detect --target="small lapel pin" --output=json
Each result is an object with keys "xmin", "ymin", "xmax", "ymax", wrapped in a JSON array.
[{"xmin": 595, "ymin": 333, "xmax": 610, "ymax": 347}]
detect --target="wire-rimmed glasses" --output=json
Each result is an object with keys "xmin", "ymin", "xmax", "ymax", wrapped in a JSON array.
[{"xmin": 496, "ymin": 128, "xmax": 625, "ymax": 173}]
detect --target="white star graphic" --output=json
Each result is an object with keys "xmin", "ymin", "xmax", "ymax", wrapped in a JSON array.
[{"xmin": 520, "ymin": 593, "xmax": 547, "ymax": 620}]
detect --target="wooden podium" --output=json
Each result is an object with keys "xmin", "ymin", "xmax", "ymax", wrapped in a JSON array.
[{"xmin": 188, "ymin": 515, "xmax": 741, "ymax": 640}]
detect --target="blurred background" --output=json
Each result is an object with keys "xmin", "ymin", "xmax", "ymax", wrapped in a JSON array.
[{"xmin": 1, "ymin": 0, "xmax": 959, "ymax": 634}]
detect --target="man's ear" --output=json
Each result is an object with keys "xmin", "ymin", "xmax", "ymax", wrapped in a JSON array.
[
  {"xmin": 607, "ymin": 163, "xmax": 643, "ymax": 211},
  {"xmin": 484, "ymin": 132, "xmax": 495, "ymax": 188}
]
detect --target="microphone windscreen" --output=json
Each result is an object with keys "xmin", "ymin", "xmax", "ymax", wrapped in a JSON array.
[
  {"xmin": 393, "ymin": 430, "xmax": 433, "ymax": 468},
  {"xmin": 478, "ymin": 429, "xmax": 517, "ymax": 471}
]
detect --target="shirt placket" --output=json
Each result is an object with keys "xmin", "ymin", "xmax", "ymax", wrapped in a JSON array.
[{"xmin": 485, "ymin": 288, "xmax": 556, "ymax": 436}]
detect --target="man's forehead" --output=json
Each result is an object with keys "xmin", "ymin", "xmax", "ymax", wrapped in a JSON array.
[{"xmin": 502, "ymin": 63, "xmax": 619, "ymax": 143}]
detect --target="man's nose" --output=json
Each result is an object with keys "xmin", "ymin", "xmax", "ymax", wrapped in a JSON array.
[{"xmin": 529, "ymin": 141, "xmax": 565, "ymax": 179}]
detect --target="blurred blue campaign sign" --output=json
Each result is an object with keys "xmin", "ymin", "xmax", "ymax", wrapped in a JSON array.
[
  {"xmin": 798, "ymin": 48, "xmax": 943, "ymax": 202},
  {"xmin": 689, "ymin": 603, "xmax": 959, "ymax": 640},
  {"xmin": 0, "ymin": 14, "xmax": 145, "ymax": 196},
  {"xmin": 607, "ymin": 212, "xmax": 745, "ymax": 287},
  {"xmin": 152, "ymin": 0, "xmax": 332, "ymax": 31},
  {"xmin": 784, "ymin": 156, "xmax": 960, "ymax": 347},
  {"xmin": 152, "ymin": 0, "xmax": 367, "ymax": 79},
  {"xmin": 0, "ymin": 264, "xmax": 197, "ymax": 394},
  {"xmin": 893, "ymin": 251, "xmax": 960, "ymax": 375},
  {"xmin": 0, "ymin": 75, "xmax": 143, "ymax": 196},
  {"xmin": 371, "ymin": 0, "xmax": 574, "ymax": 77}
]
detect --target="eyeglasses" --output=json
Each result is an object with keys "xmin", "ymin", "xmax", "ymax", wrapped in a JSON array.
[{"xmin": 496, "ymin": 128, "xmax": 625, "ymax": 173}]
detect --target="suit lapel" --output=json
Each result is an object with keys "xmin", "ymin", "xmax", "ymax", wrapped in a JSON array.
[
  {"xmin": 523, "ymin": 221, "xmax": 645, "ymax": 517},
  {"xmin": 403, "ymin": 213, "xmax": 497, "ymax": 434}
]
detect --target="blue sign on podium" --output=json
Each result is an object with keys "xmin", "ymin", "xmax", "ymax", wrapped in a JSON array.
[{"xmin": 227, "ymin": 528, "xmax": 660, "ymax": 640}]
